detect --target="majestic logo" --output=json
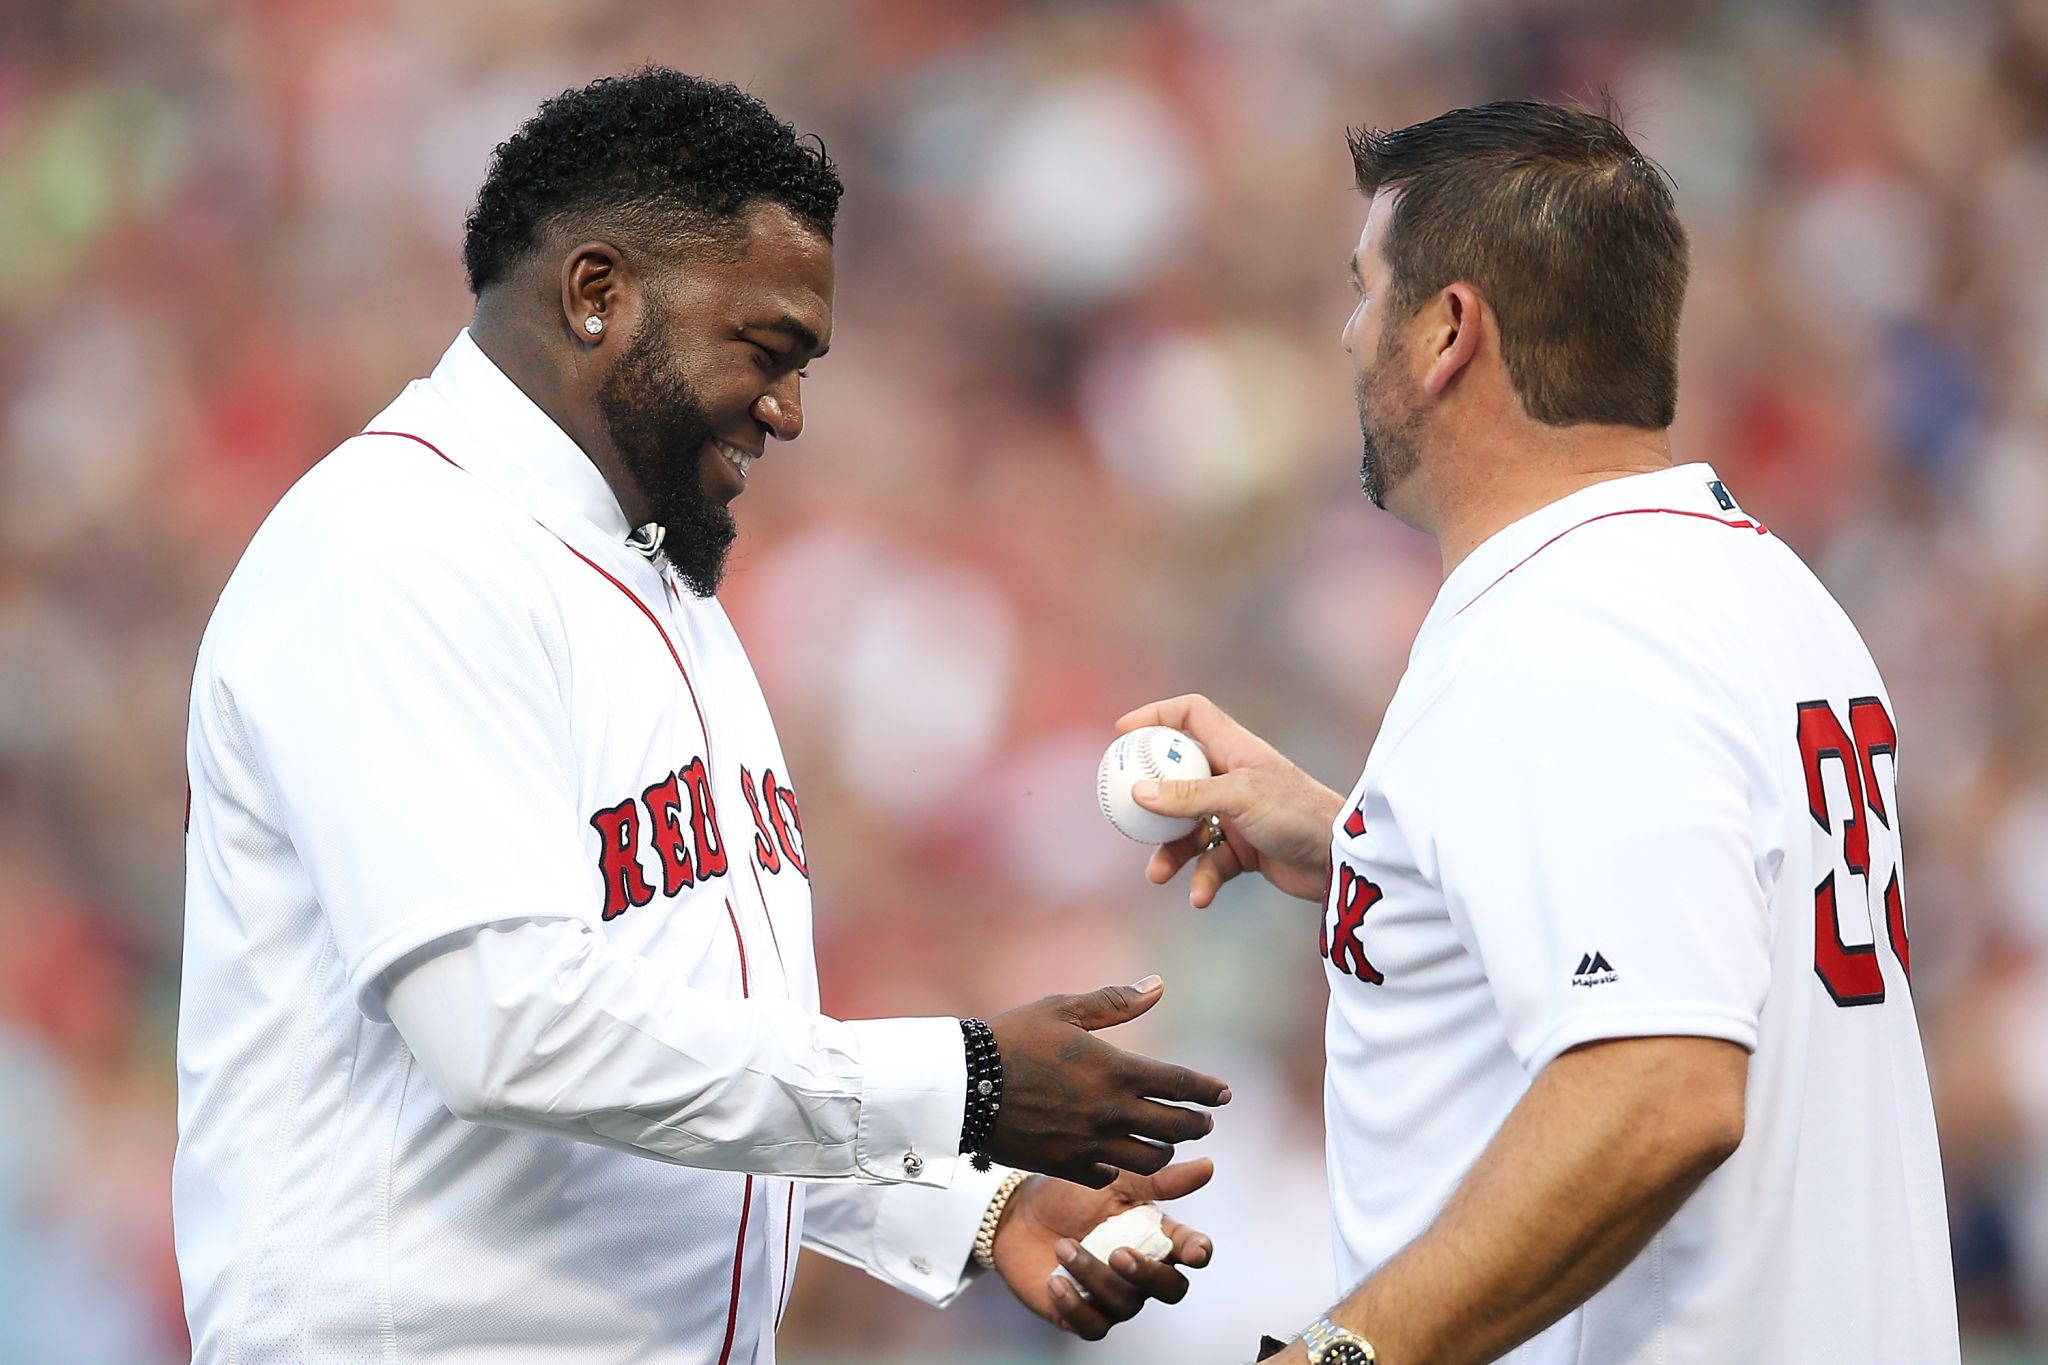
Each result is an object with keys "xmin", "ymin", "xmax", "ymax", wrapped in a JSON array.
[{"xmin": 1571, "ymin": 951, "xmax": 1618, "ymax": 988}]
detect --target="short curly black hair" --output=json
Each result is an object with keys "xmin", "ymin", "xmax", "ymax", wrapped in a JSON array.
[{"xmin": 462, "ymin": 67, "xmax": 843, "ymax": 296}]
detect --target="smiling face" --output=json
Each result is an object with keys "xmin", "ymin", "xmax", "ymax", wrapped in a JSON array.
[
  {"xmin": 596, "ymin": 199, "xmax": 834, "ymax": 596},
  {"xmin": 1340, "ymin": 191, "xmax": 1426, "ymax": 513}
]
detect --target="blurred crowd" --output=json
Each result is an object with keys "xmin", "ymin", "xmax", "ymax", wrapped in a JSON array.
[{"xmin": 4, "ymin": 0, "xmax": 2048, "ymax": 1359}]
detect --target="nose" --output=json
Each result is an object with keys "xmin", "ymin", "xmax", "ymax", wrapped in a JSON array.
[{"xmin": 754, "ymin": 380, "xmax": 803, "ymax": 442}]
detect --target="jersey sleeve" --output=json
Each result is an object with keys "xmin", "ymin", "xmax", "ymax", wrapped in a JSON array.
[
  {"xmin": 801, "ymin": 1162, "xmax": 1012, "ymax": 1305},
  {"xmin": 224, "ymin": 532, "xmax": 591, "ymax": 1018},
  {"xmin": 378, "ymin": 918, "xmax": 974, "ymax": 1188},
  {"xmin": 1415, "ymin": 604, "xmax": 1774, "ymax": 1074}
]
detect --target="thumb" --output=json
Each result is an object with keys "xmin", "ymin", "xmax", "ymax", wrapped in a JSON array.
[
  {"xmin": 1132, "ymin": 774, "xmax": 1225, "ymax": 817},
  {"xmin": 1066, "ymin": 975, "xmax": 1165, "ymax": 1030},
  {"xmin": 1127, "ymin": 1156, "xmax": 1215, "ymax": 1204}
]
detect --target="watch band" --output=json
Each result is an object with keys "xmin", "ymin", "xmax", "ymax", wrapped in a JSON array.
[{"xmin": 1301, "ymin": 1314, "xmax": 1377, "ymax": 1364}]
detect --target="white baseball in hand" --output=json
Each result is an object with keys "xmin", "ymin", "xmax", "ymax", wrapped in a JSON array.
[
  {"xmin": 1053, "ymin": 1203, "xmax": 1175, "ymax": 1297},
  {"xmin": 1098, "ymin": 726, "xmax": 1211, "ymax": 844}
]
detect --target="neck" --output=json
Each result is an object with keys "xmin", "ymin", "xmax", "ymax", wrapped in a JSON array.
[
  {"xmin": 469, "ymin": 297, "xmax": 650, "ymax": 528},
  {"xmin": 1421, "ymin": 422, "xmax": 1673, "ymax": 576}
]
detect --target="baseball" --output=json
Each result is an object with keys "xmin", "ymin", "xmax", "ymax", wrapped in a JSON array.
[
  {"xmin": 1097, "ymin": 726, "xmax": 1212, "ymax": 844},
  {"xmin": 1053, "ymin": 1203, "xmax": 1175, "ymax": 1297}
]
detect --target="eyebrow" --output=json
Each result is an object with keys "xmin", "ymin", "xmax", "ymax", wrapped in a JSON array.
[{"xmin": 752, "ymin": 316, "xmax": 829, "ymax": 360}]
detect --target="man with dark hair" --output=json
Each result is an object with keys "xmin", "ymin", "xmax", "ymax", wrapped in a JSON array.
[
  {"xmin": 175, "ymin": 69, "xmax": 1224, "ymax": 1362},
  {"xmin": 1126, "ymin": 99, "xmax": 1959, "ymax": 1363}
]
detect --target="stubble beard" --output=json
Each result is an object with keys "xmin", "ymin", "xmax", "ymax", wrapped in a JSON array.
[
  {"xmin": 593, "ymin": 311, "xmax": 738, "ymax": 599},
  {"xmin": 1355, "ymin": 332, "xmax": 1423, "ymax": 511}
]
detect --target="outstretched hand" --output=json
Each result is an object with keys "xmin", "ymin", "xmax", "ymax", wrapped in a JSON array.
[
  {"xmin": 983, "ymin": 978, "xmax": 1230, "ymax": 1187},
  {"xmin": 1116, "ymin": 694, "xmax": 1344, "ymax": 908},
  {"xmin": 993, "ymin": 1158, "xmax": 1217, "ymax": 1340}
]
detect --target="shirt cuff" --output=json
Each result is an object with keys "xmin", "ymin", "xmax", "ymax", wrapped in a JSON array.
[
  {"xmin": 863, "ymin": 1159, "xmax": 1015, "ymax": 1305},
  {"xmin": 847, "ymin": 1015, "xmax": 966, "ymax": 1187}
]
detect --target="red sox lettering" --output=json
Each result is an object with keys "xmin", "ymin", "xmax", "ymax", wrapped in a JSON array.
[
  {"xmin": 739, "ymin": 764, "xmax": 808, "ymax": 879},
  {"xmin": 1321, "ymin": 860, "xmax": 1385, "ymax": 985},
  {"xmin": 1323, "ymin": 799, "xmax": 1385, "ymax": 984},
  {"xmin": 590, "ymin": 762, "xmax": 808, "ymax": 921}
]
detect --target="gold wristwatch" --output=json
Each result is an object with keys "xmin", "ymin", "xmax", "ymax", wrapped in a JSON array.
[{"xmin": 1301, "ymin": 1314, "xmax": 1377, "ymax": 1364}]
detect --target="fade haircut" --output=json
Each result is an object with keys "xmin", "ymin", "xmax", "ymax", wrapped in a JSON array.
[
  {"xmin": 462, "ymin": 67, "xmax": 843, "ymax": 296},
  {"xmin": 1348, "ymin": 98, "xmax": 1688, "ymax": 429}
]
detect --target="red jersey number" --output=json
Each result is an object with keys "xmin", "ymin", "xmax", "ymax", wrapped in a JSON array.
[{"xmin": 1797, "ymin": 696, "xmax": 1910, "ymax": 1007}]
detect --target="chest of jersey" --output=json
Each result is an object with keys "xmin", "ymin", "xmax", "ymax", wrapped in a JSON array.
[{"xmin": 548, "ymin": 551, "xmax": 815, "ymax": 1006}]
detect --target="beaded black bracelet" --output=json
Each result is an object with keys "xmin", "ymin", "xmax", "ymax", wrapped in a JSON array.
[{"xmin": 958, "ymin": 1017, "xmax": 1004, "ymax": 1170}]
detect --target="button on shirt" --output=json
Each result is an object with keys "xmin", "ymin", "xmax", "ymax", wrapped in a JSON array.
[{"xmin": 175, "ymin": 331, "xmax": 1007, "ymax": 1363}]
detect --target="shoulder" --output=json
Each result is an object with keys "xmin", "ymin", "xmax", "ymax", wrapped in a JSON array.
[
  {"xmin": 1401, "ymin": 574, "xmax": 1753, "ymax": 783},
  {"xmin": 238, "ymin": 429, "xmax": 558, "ymax": 601},
  {"xmin": 204, "ymin": 430, "xmax": 570, "ymax": 682}
]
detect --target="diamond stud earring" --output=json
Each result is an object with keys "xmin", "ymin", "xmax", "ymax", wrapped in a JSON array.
[{"xmin": 584, "ymin": 316, "xmax": 605, "ymax": 335}]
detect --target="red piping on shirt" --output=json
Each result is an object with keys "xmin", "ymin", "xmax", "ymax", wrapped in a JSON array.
[
  {"xmin": 361, "ymin": 427, "xmax": 763, "ymax": 1361},
  {"xmin": 723, "ymin": 899, "xmax": 752, "ymax": 998},
  {"xmin": 748, "ymin": 860, "xmax": 788, "ymax": 980},
  {"xmin": 359, "ymin": 430, "xmax": 718, "ymax": 747},
  {"xmin": 777, "ymin": 1183, "xmax": 796, "ymax": 1326},
  {"xmin": 716, "ymin": 1174, "xmax": 756, "ymax": 1365},
  {"xmin": 1454, "ymin": 506, "xmax": 1768, "ymax": 618}
]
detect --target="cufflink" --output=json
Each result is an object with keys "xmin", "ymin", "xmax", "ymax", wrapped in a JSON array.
[{"xmin": 902, "ymin": 1151, "xmax": 924, "ymax": 1177}]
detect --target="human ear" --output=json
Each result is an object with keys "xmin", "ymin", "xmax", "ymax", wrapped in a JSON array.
[
  {"xmin": 561, "ymin": 242, "xmax": 625, "ymax": 345},
  {"xmin": 1421, "ymin": 283, "xmax": 1483, "ymax": 397}
]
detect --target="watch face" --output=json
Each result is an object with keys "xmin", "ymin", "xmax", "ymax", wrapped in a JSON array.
[{"xmin": 1321, "ymin": 1346, "xmax": 1373, "ymax": 1365}]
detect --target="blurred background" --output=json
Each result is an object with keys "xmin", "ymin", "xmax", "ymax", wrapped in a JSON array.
[{"xmin": 3, "ymin": 0, "xmax": 2047, "ymax": 1359}]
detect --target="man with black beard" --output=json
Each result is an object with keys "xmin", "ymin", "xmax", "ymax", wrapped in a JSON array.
[{"xmin": 175, "ymin": 70, "xmax": 1227, "ymax": 1364}]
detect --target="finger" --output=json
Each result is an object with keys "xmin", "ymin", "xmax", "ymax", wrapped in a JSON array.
[
  {"xmin": 1115, "ymin": 692, "xmax": 1217, "ymax": 736},
  {"xmin": 1146, "ymin": 813, "xmax": 1224, "ymax": 886},
  {"xmin": 1131, "ymin": 771, "xmax": 1240, "ymax": 821},
  {"xmin": 1047, "ymin": 1273, "xmax": 1114, "ymax": 1340},
  {"xmin": 1122, "ymin": 1055, "xmax": 1232, "ymax": 1106},
  {"xmin": 1160, "ymin": 1214, "xmax": 1215, "ymax": 1268},
  {"xmin": 1107, "ymin": 1247, "xmax": 1192, "ymax": 1304},
  {"xmin": 1121, "ymin": 1099, "xmax": 1216, "ymax": 1146},
  {"xmin": 1065, "ymin": 978, "xmax": 1165, "ymax": 1031},
  {"xmin": 1125, "ymin": 1156, "xmax": 1215, "ymax": 1204},
  {"xmin": 1146, "ymin": 831, "xmax": 1201, "ymax": 885},
  {"xmin": 1056, "ymin": 1241, "xmax": 1145, "ymax": 1321},
  {"xmin": 1095, "ymin": 1136, "xmax": 1175, "ymax": 1176},
  {"xmin": 1187, "ymin": 836, "xmax": 1247, "ymax": 910},
  {"xmin": 1053, "ymin": 1160, "xmax": 1119, "ymax": 1190}
]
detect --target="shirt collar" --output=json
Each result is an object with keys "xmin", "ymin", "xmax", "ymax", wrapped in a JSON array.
[
  {"xmin": 423, "ymin": 328, "xmax": 633, "ymax": 542},
  {"xmin": 1414, "ymin": 462, "xmax": 1737, "ymax": 650}
]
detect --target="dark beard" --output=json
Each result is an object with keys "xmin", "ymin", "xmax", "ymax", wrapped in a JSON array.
[
  {"xmin": 1355, "ymin": 331, "xmax": 1422, "ymax": 510},
  {"xmin": 593, "ymin": 313, "xmax": 737, "ymax": 598}
]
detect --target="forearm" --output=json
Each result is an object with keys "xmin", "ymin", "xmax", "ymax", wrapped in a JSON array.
[
  {"xmin": 1303, "ymin": 1037, "xmax": 1746, "ymax": 1364},
  {"xmin": 379, "ymin": 917, "xmax": 966, "ymax": 1185}
]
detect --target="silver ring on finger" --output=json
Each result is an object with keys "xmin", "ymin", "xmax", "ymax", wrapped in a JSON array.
[{"xmin": 1200, "ymin": 814, "xmax": 1225, "ymax": 851}]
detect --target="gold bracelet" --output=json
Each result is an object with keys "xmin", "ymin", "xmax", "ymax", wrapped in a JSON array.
[{"xmin": 972, "ymin": 1169, "xmax": 1030, "ymax": 1271}]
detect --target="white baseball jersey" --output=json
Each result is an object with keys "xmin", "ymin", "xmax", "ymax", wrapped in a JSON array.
[
  {"xmin": 1320, "ymin": 464, "xmax": 1957, "ymax": 1362},
  {"xmin": 175, "ymin": 331, "xmax": 1004, "ymax": 1364}
]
